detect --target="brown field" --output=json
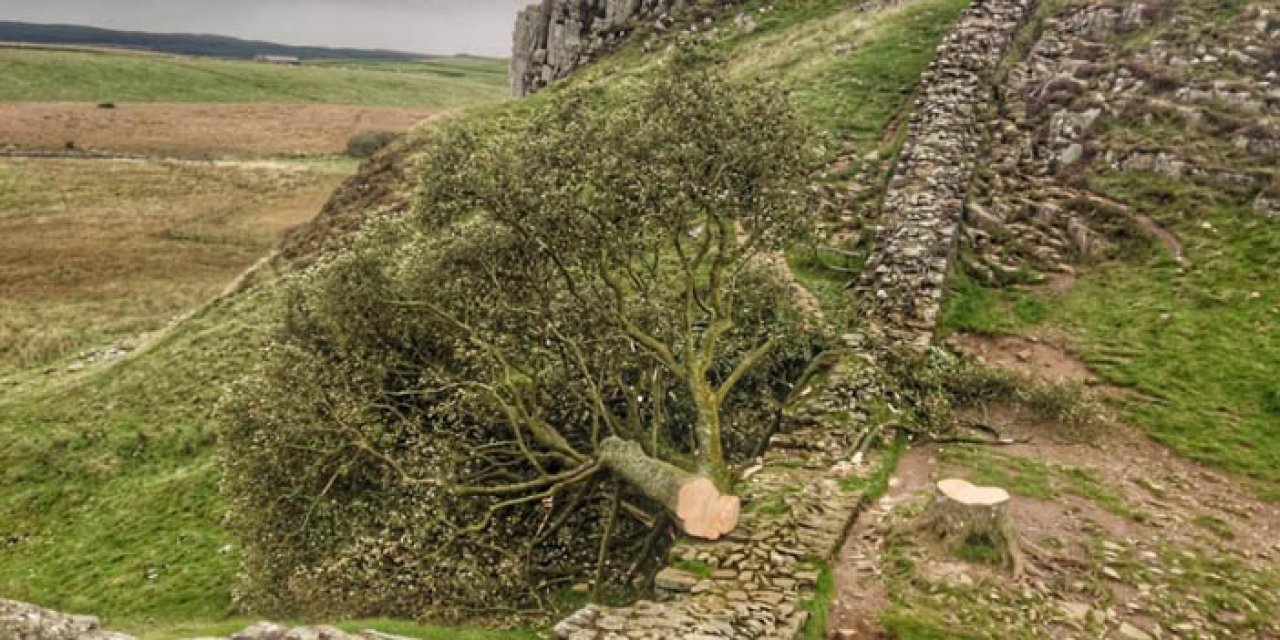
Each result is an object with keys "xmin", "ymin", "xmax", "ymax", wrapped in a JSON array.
[
  {"xmin": 0, "ymin": 102, "xmax": 439, "ymax": 157},
  {"xmin": 0, "ymin": 157, "xmax": 344, "ymax": 374}
]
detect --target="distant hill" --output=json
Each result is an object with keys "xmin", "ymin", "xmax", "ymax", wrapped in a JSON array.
[{"xmin": 0, "ymin": 20, "xmax": 436, "ymax": 61}]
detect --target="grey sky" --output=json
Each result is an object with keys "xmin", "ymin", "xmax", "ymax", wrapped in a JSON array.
[{"xmin": 0, "ymin": 1, "xmax": 531, "ymax": 57}]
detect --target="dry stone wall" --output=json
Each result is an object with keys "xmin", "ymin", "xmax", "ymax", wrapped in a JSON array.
[
  {"xmin": 553, "ymin": 337, "xmax": 885, "ymax": 639},
  {"xmin": 855, "ymin": 0, "xmax": 1037, "ymax": 350},
  {"xmin": 965, "ymin": 0, "xmax": 1280, "ymax": 284},
  {"xmin": 552, "ymin": 0, "xmax": 1039, "ymax": 636}
]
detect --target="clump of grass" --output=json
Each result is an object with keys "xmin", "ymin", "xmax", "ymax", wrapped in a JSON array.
[
  {"xmin": 956, "ymin": 534, "xmax": 1003, "ymax": 565},
  {"xmin": 670, "ymin": 558, "xmax": 714, "ymax": 579},
  {"xmin": 1192, "ymin": 514, "xmax": 1236, "ymax": 541},
  {"xmin": 800, "ymin": 561, "xmax": 836, "ymax": 640}
]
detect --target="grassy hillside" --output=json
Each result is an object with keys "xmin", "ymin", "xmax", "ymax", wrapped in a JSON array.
[
  {"xmin": 0, "ymin": 47, "xmax": 508, "ymax": 106},
  {"xmin": 0, "ymin": 158, "xmax": 344, "ymax": 376},
  {"xmin": 942, "ymin": 171, "xmax": 1280, "ymax": 491},
  {"xmin": 0, "ymin": 0, "xmax": 970, "ymax": 633}
]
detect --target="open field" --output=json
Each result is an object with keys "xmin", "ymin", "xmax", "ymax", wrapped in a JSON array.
[
  {"xmin": 0, "ymin": 157, "xmax": 344, "ymax": 375},
  {"xmin": 0, "ymin": 47, "xmax": 508, "ymax": 106},
  {"xmin": 0, "ymin": 102, "xmax": 439, "ymax": 157}
]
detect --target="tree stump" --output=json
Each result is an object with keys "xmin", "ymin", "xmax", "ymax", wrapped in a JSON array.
[{"xmin": 912, "ymin": 478, "xmax": 1025, "ymax": 575}]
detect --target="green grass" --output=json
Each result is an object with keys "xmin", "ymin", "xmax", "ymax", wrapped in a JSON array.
[
  {"xmin": 578, "ymin": 0, "xmax": 968, "ymax": 155},
  {"xmin": 941, "ymin": 268, "xmax": 1050, "ymax": 335},
  {"xmin": 1192, "ymin": 514, "xmax": 1236, "ymax": 541},
  {"xmin": 0, "ymin": 48, "xmax": 508, "ymax": 106},
  {"xmin": 939, "ymin": 446, "xmax": 1054, "ymax": 500},
  {"xmin": 942, "ymin": 171, "xmax": 1280, "ymax": 486},
  {"xmin": 0, "ymin": 278, "xmax": 277, "ymax": 623},
  {"xmin": 727, "ymin": 0, "xmax": 970, "ymax": 153},
  {"xmin": 800, "ymin": 561, "xmax": 836, "ymax": 640},
  {"xmin": 670, "ymin": 558, "xmax": 714, "ymax": 579},
  {"xmin": 308, "ymin": 57, "xmax": 510, "ymax": 81},
  {"xmin": 940, "ymin": 446, "xmax": 1146, "ymax": 521},
  {"xmin": 882, "ymin": 611, "xmax": 984, "ymax": 639}
]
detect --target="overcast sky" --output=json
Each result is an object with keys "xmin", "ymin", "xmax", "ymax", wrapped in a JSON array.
[{"xmin": 0, "ymin": 0, "xmax": 531, "ymax": 57}]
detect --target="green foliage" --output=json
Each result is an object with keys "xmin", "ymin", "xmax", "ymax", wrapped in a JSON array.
[
  {"xmin": 222, "ymin": 62, "xmax": 823, "ymax": 618},
  {"xmin": 882, "ymin": 611, "xmax": 984, "ymax": 639},
  {"xmin": 0, "ymin": 48, "xmax": 508, "ymax": 105},
  {"xmin": 670, "ymin": 558, "xmax": 714, "ymax": 579},
  {"xmin": 345, "ymin": 131, "xmax": 401, "ymax": 158}
]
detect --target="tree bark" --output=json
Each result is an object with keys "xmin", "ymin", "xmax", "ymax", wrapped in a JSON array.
[{"xmin": 597, "ymin": 437, "xmax": 739, "ymax": 540}]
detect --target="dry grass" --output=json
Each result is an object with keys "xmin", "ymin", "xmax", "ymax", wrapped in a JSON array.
[
  {"xmin": 0, "ymin": 103, "xmax": 439, "ymax": 158},
  {"xmin": 0, "ymin": 157, "xmax": 343, "ymax": 374}
]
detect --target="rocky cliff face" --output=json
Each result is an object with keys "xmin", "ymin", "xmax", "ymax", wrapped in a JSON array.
[{"xmin": 511, "ymin": 0, "xmax": 695, "ymax": 96}]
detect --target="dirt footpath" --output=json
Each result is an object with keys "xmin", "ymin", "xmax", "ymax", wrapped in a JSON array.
[{"xmin": 0, "ymin": 102, "xmax": 439, "ymax": 158}]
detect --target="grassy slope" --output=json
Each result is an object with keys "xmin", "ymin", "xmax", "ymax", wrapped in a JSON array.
[
  {"xmin": 0, "ymin": 48, "xmax": 508, "ymax": 106},
  {"xmin": 0, "ymin": 159, "xmax": 343, "ymax": 375},
  {"xmin": 0, "ymin": 0, "xmax": 970, "ymax": 633},
  {"xmin": 0, "ymin": 278, "xmax": 276, "ymax": 621},
  {"xmin": 943, "ymin": 172, "xmax": 1280, "ymax": 489},
  {"xmin": 937, "ymin": 0, "xmax": 1280, "ymax": 491}
]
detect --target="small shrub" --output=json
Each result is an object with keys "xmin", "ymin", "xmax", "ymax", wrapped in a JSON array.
[{"xmin": 345, "ymin": 130, "xmax": 401, "ymax": 158}]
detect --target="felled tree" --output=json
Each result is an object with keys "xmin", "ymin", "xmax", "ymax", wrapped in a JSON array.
[
  {"xmin": 413, "ymin": 55, "xmax": 817, "ymax": 537},
  {"xmin": 222, "ymin": 56, "xmax": 819, "ymax": 616}
]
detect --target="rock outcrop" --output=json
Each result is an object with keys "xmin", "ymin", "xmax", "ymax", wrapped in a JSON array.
[
  {"xmin": 0, "ymin": 600, "xmax": 134, "ymax": 640},
  {"xmin": 512, "ymin": 0, "xmax": 730, "ymax": 96},
  {"xmin": 0, "ymin": 602, "xmax": 379, "ymax": 640}
]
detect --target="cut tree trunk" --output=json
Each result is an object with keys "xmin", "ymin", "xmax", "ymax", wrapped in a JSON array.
[
  {"xmin": 597, "ymin": 437, "xmax": 740, "ymax": 540},
  {"xmin": 912, "ymin": 478, "xmax": 1025, "ymax": 575}
]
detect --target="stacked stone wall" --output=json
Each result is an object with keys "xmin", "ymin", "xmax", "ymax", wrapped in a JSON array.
[
  {"xmin": 552, "ymin": 0, "xmax": 1038, "ymax": 636},
  {"xmin": 855, "ymin": 0, "xmax": 1037, "ymax": 350}
]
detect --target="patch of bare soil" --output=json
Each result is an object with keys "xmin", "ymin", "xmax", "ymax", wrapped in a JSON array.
[
  {"xmin": 950, "ymin": 332, "xmax": 1097, "ymax": 385},
  {"xmin": 827, "ymin": 404, "xmax": 1280, "ymax": 638},
  {"xmin": 829, "ymin": 446, "xmax": 935, "ymax": 638},
  {"xmin": 1132, "ymin": 212, "xmax": 1183, "ymax": 261},
  {"xmin": 0, "ymin": 102, "xmax": 439, "ymax": 158}
]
